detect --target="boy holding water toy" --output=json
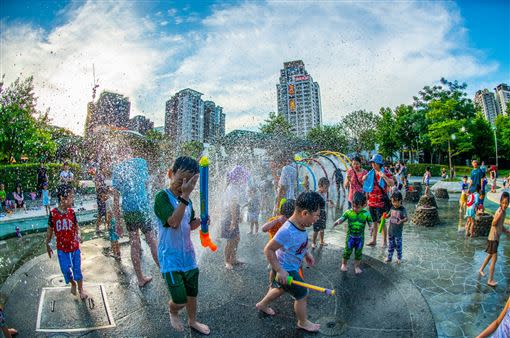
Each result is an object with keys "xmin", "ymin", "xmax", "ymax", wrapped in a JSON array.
[
  {"xmin": 153, "ymin": 156, "xmax": 209, "ymax": 335},
  {"xmin": 333, "ymin": 192, "xmax": 372, "ymax": 274},
  {"xmin": 256, "ymin": 191, "xmax": 323, "ymax": 333},
  {"xmin": 45, "ymin": 184, "xmax": 89, "ymax": 300}
]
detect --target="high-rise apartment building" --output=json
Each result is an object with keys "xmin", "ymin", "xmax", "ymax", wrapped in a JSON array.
[
  {"xmin": 84, "ymin": 91, "xmax": 130, "ymax": 136},
  {"xmin": 128, "ymin": 115, "xmax": 154, "ymax": 135},
  {"xmin": 277, "ymin": 60, "xmax": 322, "ymax": 136},
  {"xmin": 495, "ymin": 83, "xmax": 510, "ymax": 115},
  {"xmin": 203, "ymin": 101, "xmax": 226, "ymax": 143},
  {"xmin": 165, "ymin": 88, "xmax": 204, "ymax": 143},
  {"xmin": 474, "ymin": 89, "xmax": 500, "ymax": 125}
]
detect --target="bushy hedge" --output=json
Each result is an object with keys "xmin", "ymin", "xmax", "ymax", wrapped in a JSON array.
[
  {"xmin": 0, "ymin": 163, "xmax": 82, "ymax": 196},
  {"xmin": 406, "ymin": 164, "xmax": 472, "ymax": 177}
]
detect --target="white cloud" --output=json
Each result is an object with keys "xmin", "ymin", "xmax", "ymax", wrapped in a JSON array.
[
  {"xmin": 165, "ymin": 1, "xmax": 499, "ymax": 131},
  {"xmin": 0, "ymin": 1, "xmax": 177, "ymax": 134}
]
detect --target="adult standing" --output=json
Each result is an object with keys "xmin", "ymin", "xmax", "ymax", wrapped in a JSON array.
[
  {"xmin": 36, "ymin": 161, "xmax": 48, "ymax": 198},
  {"xmin": 363, "ymin": 154, "xmax": 394, "ymax": 248},
  {"xmin": 59, "ymin": 162, "xmax": 74, "ymax": 185},
  {"xmin": 344, "ymin": 156, "xmax": 367, "ymax": 209},
  {"xmin": 480, "ymin": 161, "xmax": 487, "ymax": 175},
  {"xmin": 94, "ymin": 164, "xmax": 108, "ymax": 234},
  {"xmin": 469, "ymin": 160, "xmax": 484, "ymax": 193},
  {"xmin": 111, "ymin": 156, "xmax": 159, "ymax": 287}
]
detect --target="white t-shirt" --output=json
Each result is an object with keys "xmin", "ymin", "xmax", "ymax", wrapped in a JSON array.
[
  {"xmin": 274, "ymin": 220, "xmax": 308, "ymax": 271},
  {"xmin": 60, "ymin": 170, "xmax": 74, "ymax": 182},
  {"xmin": 279, "ymin": 164, "xmax": 297, "ymax": 200}
]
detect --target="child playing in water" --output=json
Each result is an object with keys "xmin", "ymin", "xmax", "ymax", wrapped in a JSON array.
[
  {"xmin": 45, "ymin": 184, "xmax": 88, "ymax": 300},
  {"xmin": 385, "ymin": 191, "xmax": 408, "ymax": 264},
  {"xmin": 153, "ymin": 156, "xmax": 209, "ymax": 335},
  {"xmin": 478, "ymin": 192, "xmax": 510, "ymax": 287},
  {"xmin": 312, "ymin": 177, "xmax": 333, "ymax": 248},
  {"xmin": 465, "ymin": 186, "xmax": 480, "ymax": 237},
  {"xmin": 101, "ymin": 187, "xmax": 121, "ymax": 260},
  {"xmin": 302, "ymin": 175, "xmax": 310, "ymax": 192},
  {"xmin": 422, "ymin": 167, "xmax": 431, "ymax": 196},
  {"xmin": 256, "ymin": 191, "xmax": 323, "ymax": 333},
  {"xmin": 42, "ymin": 182, "xmax": 51, "ymax": 215},
  {"xmin": 245, "ymin": 186, "xmax": 260, "ymax": 234},
  {"xmin": 459, "ymin": 176, "xmax": 469, "ymax": 214},
  {"xmin": 333, "ymin": 192, "xmax": 372, "ymax": 274},
  {"xmin": 477, "ymin": 295, "xmax": 510, "ymax": 337}
]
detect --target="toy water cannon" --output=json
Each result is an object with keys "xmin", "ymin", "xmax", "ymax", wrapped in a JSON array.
[
  {"xmin": 378, "ymin": 212, "xmax": 388, "ymax": 233},
  {"xmin": 279, "ymin": 274, "xmax": 335, "ymax": 296},
  {"xmin": 199, "ymin": 156, "xmax": 217, "ymax": 252}
]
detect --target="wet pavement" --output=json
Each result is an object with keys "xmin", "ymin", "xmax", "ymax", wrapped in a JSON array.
[{"xmin": 1, "ymin": 193, "xmax": 509, "ymax": 337}]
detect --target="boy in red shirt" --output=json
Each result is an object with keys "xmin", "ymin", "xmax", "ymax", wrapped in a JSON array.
[{"xmin": 45, "ymin": 184, "xmax": 88, "ymax": 299}]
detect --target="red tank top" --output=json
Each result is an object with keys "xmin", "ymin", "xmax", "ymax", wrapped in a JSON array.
[{"xmin": 49, "ymin": 208, "xmax": 79, "ymax": 253}]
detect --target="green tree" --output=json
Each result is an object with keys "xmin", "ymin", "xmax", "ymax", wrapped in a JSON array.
[
  {"xmin": 375, "ymin": 107, "xmax": 399, "ymax": 159},
  {"xmin": 495, "ymin": 114, "xmax": 510, "ymax": 161},
  {"xmin": 180, "ymin": 140, "xmax": 204, "ymax": 159},
  {"xmin": 0, "ymin": 76, "xmax": 56, "ymax": 163},
  {"xmin": 342, "ymin": 110, "xmax": 379, "ymax": 154},
  {"xmin": 306, "ymin": 124, "xmax": 348, "ymax": 153},
  {"xmin": 466, "ymin": 113, "xmax": 494, "ymax": 161},
  {"xmin": 394, "ymin": 104, "xmax": 424, "ymax": 162},
  {"xmin": 259, "ymin": 112, "xmax": 293, "ymax": 136}
]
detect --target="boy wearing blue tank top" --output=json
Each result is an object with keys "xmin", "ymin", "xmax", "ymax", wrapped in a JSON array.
[{"xmin": 154, "ymin": 156, "xmax": 210, "ymax": 335}]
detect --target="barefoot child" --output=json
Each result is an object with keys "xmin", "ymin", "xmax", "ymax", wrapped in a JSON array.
[
  {"xmin": 333, "ymin": 192, "xmax": 372, "ymax": 274},
  {"xmin": 42, "ymin": 182, "xmax": 51, "ymax": 215},
  {"xmin": 245, "ymin": 186, "xmax": 260, "ymax": 234},
  {"xmin": 256, "ymin": 191, "xmax": 323, "ymax": 333},
  {"xmin": 102, "ymin": 188, "xmax": 121, "ymax": 260},
  {"xmin": 45, "ymin": 184, "xmax": 88, "ymax": 299},
  {"xmin": 478, "ymin": 192, "xmax": 509, "ymax": 287},
  {"xmin": 153, "ymin": 156, "xmax": 209, "ymax": 335},
  {"xmin": 459, "ymin": 176, "xmax": 468, "ymax": 214},
  {"xmin": 385, "ymin": 191, "xmax": 408, "ymax": 264},
  {"xmin": 422, "ymin": 167, "xmax": 431, "ymax": 196},
  {"xmin": 465, "ymin": 186, "xmax": 480, "ymax": 237},
  {"xmin": 312, "ymin": 177, "xmax": 333, "ymax": 248}
]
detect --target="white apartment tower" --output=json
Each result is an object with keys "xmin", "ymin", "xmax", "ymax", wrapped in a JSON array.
[
  {"xmin": 165, "ymin": 88, "xmax": 204, "ymax": 143},
  {"xmin": 495, "ymin": 83, "xmax": 510, "ymax": 115},
  {"xmin": 277, "ymin": 60, "xmax": 322, "ymax": 136},
  {"xmin": 474, "ymin": 89, "xmax": 500, "ymax": 125}
]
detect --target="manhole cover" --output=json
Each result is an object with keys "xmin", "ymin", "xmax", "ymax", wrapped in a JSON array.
[
  {"xmin": 316, "ymin": 316, "xmax": 346, "ymax": 336},
  {"xmin": 36, "ymin": 284, "xmax": 115, "ymax": 332}
]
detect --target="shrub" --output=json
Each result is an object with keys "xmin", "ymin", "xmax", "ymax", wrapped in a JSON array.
[
  {"xmin": 406, "ymin": 164, "xmax": 472, "ymax": 177},
  {"xmin": 0, "ymin": 163, "xmax": 82, "ymax": 196}
]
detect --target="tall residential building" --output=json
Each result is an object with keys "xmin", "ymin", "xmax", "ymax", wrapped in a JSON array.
[
  {"xmin": 128, "ymin": 115, "xmax": 154, "ymax": 135},
  {"xmin": 474, "ymin": 89, "xmax": 500, "ymax": 125},
  {"xmin": 495, "ymin": 83, "xmax": 510, "ymax": 115},
  {"xmin": 165, "ymin": 88, "xmax": 204, "ymax": 143},
  {"xmin": 84, "ymin": 91, "xmax": 130, "ymax": 136},
  {"xmin": 203, "ymin": 101, "xmax": 226, "ymax": 143},
  {"xmin": 277, "ymin": 60, "xmax": 322, "ymax": 136}
]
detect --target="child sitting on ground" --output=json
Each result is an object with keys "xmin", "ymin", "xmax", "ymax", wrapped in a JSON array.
[
  {"xmin": 312, "ymin": 177, "xmax": 333, "ymax": 248},
  {"xmin": 459, "ymin": 176, "xmax": 469, "ymax": 214},
  {"xmin": 245, "ymin": 186, "xmax": 260, "ymax": 234},
  {"xmin": 45, "ymin": 184, "xmax": 88, "ymax": 299},
  {"xmin": 478, "ymin": 192, "xmax": 510, "ymax": 287},
  {"xmin": 256, "ymin": 191, "xmax": 323, "ymax": 333},
  {"xmin": 385, "ymin": 191, "xmax": 408, "ymax": 264},
  {"xmin": 153, "ymin": 156, "xmax": 209, "ymax": 335},
  {"xmin": 465, "ymin": 186, "xmax": 480, "ymax": 237},
  {"xmin": 42, "ymin": 182, "xmax": 51, "ymax": 215},
  {"xmin": 333, "ymin": 192, "xmax": 372, "ymax": 274}
]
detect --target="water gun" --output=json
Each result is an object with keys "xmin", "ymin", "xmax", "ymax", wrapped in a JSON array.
[
  {"xmin": 280, "ymin": 274, "xmax": 335, "ymax": 296},
  {"xmin": 378, "ymin": 212, "xmax": 388, "ymax": 233},
  {"xmin": 199, "ymin": 156, "xmax": 217, "ymax": 252}
]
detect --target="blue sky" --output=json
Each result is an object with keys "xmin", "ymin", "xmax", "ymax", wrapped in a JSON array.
[{"xmin": 1, "ymin": 0, "xmax": 508, "ymax": 135}]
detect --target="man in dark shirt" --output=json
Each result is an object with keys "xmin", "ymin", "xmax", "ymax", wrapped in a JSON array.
[{"xmin": 37, "ymin": 161, "xmax": 48, "ymax": 198}]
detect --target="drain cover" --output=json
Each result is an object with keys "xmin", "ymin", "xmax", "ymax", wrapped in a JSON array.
[
  {"xmin": 36, "ymin": 284, "xmax": 115, "ymax": 332},
  {"xmin": 316, "ymin": 316, "xmax": 346, "ymax": 336}
]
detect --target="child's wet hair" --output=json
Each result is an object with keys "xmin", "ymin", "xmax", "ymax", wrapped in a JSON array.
[
  {"xmin": 172, "ymin": 156, "xmax": 199, "ymax": 174},
  {"xmin": 391, "ymin": 191, "xmax": 403, "ymax": 201},
  {"xmin": 352, "ymin": 192, "xmax": 366, "ymax": 206},
  {"xmin": 295, "ymin": 191, "xmax": 323, "ymax": 213},
  {"xmin": 463, "ymin": 176, "xmax": 468, "ymax": 179},
  {"xmin": 280, "ymin": 199, "xmax": 296, "ymax": 218},
  {"xmin": 501, "ymin": 192, "xmax": 509, "ymax": 202},
  {"xmin": 426, "ymin": 166, "xmax": 430, "ymax": 171},
  {"xmin": 318, "ymin": 177, "xmax": 330, "ymax": 187},
  {"xmin": 56, "ymin": 184, "xmax": 74, "ymax": 201}
]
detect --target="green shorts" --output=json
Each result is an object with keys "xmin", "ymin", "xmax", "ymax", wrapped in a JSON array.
[
  {"xmin": 162, "ymin": 268, "xmax": 199, "ymax": 304},
  {"xmin": 271, "ymin": 269, "xmax": 308, "ymax": 300},
  {"xmin": 123, "ymin": 211, "xmax": 153, "ymax": 234}
]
